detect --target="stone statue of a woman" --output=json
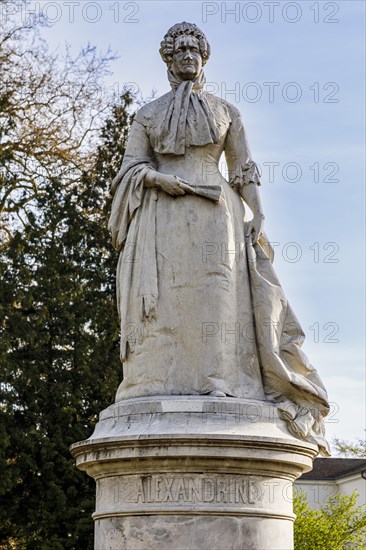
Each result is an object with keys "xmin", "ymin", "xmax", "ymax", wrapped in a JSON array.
[{"xmin": 109, "ymin": 22, "xmax": 330, "ymax": 455}]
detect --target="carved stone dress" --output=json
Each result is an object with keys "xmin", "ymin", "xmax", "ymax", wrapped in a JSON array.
[{"xmin": 109, "ymin": 89, "xmax": 330, "ymax": 454}]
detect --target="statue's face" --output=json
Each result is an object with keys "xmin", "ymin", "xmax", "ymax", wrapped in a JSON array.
[{"xmin": 170, "ymin": 35, "xmax": 202, "ymax": 81}]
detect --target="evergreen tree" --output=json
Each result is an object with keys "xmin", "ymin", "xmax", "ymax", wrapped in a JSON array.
[{"xmin": 0, "ymin": 92, "xmax": 134, "ymax": 549}]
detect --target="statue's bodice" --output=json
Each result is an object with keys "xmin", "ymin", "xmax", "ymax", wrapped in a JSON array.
[
  {"xmin": 135, "ymin": 90, "xmax": 234, "ymax": 186},
  {"xmin": 154, "ymin": 143, "xmax": 226, "ymax": 186}
]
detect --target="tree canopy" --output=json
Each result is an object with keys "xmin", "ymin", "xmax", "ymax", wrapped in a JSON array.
[
  {"xmin": 333, "ymin": 438, "xmax": 366, "ymax": 458},
  {"xmin": 294, "ymin": 490, "xmax": 366, "ymax": 550},
  {"xmin": 0, "ymin": 3, "xmax": 135, "ymax": 546},
  {"xmin": 0, "ymin": 0, "xmax": 114, "ymax": 248}
]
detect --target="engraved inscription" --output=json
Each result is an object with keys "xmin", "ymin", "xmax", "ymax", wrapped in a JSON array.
[{"xmin": 113, "ymin": 475, "xmax": 261, "ymax": 505}]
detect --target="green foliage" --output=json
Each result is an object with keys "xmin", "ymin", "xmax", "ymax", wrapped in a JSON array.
[
  {"xmin": 0, "ymin": 85, "xmax": 134, "ymax": 546},
  {"xmin": 294, "ymin": 490, "xmax": 366, "ymax": 550}
]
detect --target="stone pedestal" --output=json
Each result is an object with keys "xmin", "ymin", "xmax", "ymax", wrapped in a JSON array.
[{"xmin": 70, "ymin": 397, "xmax": 317, "ymax": 550}]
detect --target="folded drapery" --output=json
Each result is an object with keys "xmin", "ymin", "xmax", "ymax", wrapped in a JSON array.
[
  {"xmin": 109, "ymin": 158, "xmax": 330, "ymax": 454},
  {"xmin": 246, "ymin": 236, "xmax": 330, "ymax": 456},
  {"xmin": 154, "ymin": 70, "xmax": 221, "ymax": 155}
]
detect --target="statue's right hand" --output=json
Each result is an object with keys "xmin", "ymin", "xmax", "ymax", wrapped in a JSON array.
[{"xmin": 155, "ymin": 174, "xmax": 186, "ymax": 196}]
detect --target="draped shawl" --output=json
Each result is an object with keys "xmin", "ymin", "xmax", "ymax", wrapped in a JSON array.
[
  {"xmin": 155, "ymin": 70, "xmax": 220, "ymax": 155},
  {"xmin": 108, "ymin": 73, "xmax": 330, "ymax": 456}
]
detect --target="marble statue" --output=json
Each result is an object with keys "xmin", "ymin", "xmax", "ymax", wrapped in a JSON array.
[{"xmin": 108, "ymin": 22, "xmax": 330, "ymax": 455}]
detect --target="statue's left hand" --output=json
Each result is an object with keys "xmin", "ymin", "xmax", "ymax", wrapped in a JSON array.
[{"xmin": 245, "ymin": 214, "xmax": 264, "ymax": 245}]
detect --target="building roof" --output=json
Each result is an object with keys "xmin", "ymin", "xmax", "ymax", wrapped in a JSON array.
[{"xmin": 301, "ymin": 458, "xmax": 366, "ymax": 481}]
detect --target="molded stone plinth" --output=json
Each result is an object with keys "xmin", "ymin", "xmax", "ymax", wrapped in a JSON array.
[{"xmin": 70, "ymin": 397, "xmax": 317, "ymax": 550}]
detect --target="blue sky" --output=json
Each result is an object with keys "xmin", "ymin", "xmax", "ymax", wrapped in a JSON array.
[{"xmin": 21, "ymin": 0, "xmax": 365, "ymax": 448}]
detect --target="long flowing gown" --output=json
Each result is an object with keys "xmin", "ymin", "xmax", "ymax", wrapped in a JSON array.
[{"xmin": 109, "ymin": 89, "xmax": 330, "ymax": 455}]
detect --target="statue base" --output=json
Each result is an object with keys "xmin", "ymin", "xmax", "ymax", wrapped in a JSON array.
[{"xmin": 70, "ymin": 397, "xmax": 317, "ymax": 550}]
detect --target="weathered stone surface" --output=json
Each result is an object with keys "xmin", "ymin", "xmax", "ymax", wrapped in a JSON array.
[
  {"xmin": 72, "ymin": 21, "xmax": 330, "ymax": 549},
  {"xmin": 107, "ymin": 21, "xmax": 329, "ymax": 454},
  {"xmin": 95, "ymin": 515, "xmax": 294, "ymax": 550},
  {"xmin": 70, "ymin": 397, "xmax": 317, "ymax": 550}
]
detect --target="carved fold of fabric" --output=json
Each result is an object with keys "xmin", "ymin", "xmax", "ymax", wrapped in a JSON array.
[
  {"xmin": 245, "ymin": 237, "xmax": 331, "ymax": 456},
  {"xmin": 229, "ymin": 159, "xmax": 261, "ymax": 191},
  {"xmin": 135, "ymin": 190, "xmax": 158, "ymax": 320},
  {"xmin": 242, "ymin": 160, "xmax": 261, "ymax": 186},
  {"xmin": 155, "ymin": 70, "xmax": 220, "ymax": 155},
  {"xmin": 108, "ymin": 158, "xmax": 155, "ymax": 250},
  {"xmin": 108, "ymin": 161, "xmax": 158, "ymax": 360}
]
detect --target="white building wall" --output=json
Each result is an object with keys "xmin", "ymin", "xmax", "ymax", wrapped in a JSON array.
[
  {"xmin": 337, "ymin": 475, "xmax": 366, "ymax": 506},
  {"xmin": 295, "ymin": 474, "xmax": 366, "ymax": 508},
  {"xmin": 295, "ymin": 479, "xmax": 338, "ymax": 509}
]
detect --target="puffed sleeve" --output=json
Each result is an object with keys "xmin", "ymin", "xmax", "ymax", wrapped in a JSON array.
[{"xmin": 224, "ymin": 105, "xmax": 261, "ymax": 191}]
